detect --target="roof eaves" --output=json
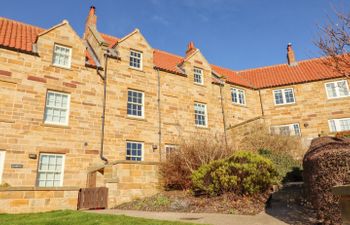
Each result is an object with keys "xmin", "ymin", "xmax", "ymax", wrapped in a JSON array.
[{"xmin": 154, "ymin": 66, "xmax": 187, "ymax": 77}]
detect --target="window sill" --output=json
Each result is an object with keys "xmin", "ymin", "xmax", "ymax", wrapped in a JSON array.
[
  {"xmin": 194, "ymin": 82, "xmax": 205, "ymax": 87},
  {"xmin": 274, "ymin": 103, "xmax": 296, "ymax": 107},
  {"xmin": 42, "ymin": 123, "xmax": 71, "ymax": 129},
  {"xmin": 126, "ymin": 116, "xmax": 147, "ymax": 122},
  {"xmin": 128, "ymin": 67, "xmax": 145, "ymax": 73},
  {"xmin": 326, "ymin": 96, "xmax": 350, "ymax": 101},
  {"xmin": 195, "ymin": 125, "xmax": 209, "ymax": 130},
  {"xmin": 232, "ymin": 103, "xmax": 247, "ymax": 108},
  {"xmin": 51, "ymin": 64, "xmax": 72, "ymax": 71}
]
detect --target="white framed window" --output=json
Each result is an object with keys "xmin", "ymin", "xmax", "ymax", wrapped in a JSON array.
[
  {"xmin": 194, "ymin": 102, "xmax": 207, "ymax": 127},
  {"xmin": 129, "ymin": 50, "xmax": 142, "ymax": 69},
  {"xmin": 52, "ymin": 44, "xmax": 72, "ymax": 69},
  {"xmin": 328, "ymin": 118, "xmax": 350, "ymax": 132},
  {"xmin": 165, "ymin": 145, "xmax": 177, "ymax": 159},
  {"xmin": 231, "ymin": 88, "xmax": 246, "ymax": 105},
  {"xmin": 44, "ymin": 91, "xmax": 70, "ymax": 126},
  {"xmin": 0, "ymin": 151, "xmax": 5, "ymax": 184},
  {"xmin": 273, "ymin": 88, "xmax": 295, "ymax": 105},
  {"xmin": 127, "ymin": 90, "xmax": 144, "ymax": 118},
  {"xmin": 194, "ymin": 68, "xmax": 204, "ymax": 84},
  {"xmin": 37, "ymin": 153, "xmax": 65, "ymax": 187},
  {"xmin": 270, "ymin": 123, "xmax": 301, "ymax": 136},
  {"xmin": 126, "ymin": 141, "xmax": 143, "ymax": 161},
  {"xmin": 325, "ymin": 80, "xmax": 350, "ymax": 99}
]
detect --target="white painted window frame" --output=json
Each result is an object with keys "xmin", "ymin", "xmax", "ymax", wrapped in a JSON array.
[
  {"xmin": 44, "ymin": 90, "xmax": 70, "ymax": 126},
  {"xmin": 328, "ymin": 117, "xmax": 350, "ymax": 132},
  {"xmin": 126, "ymin": 141, "xmax": 144, "ymax": 161},
  {"xmin": 52, "ymin": 44, "xmax": 72, "ymax": 69},
  {"xmin": 231, "ymin": 88, "xmax": 246, "ymax": 106},
  {"xmin": 194, "ymin": 102, "xmax": 208, "ymax": 128},
  {"xmin": 0, "ymin": 151, "xmax": 5, "ymax": 184},
  {"xmin": 273, "ymin": 88, "xmax": 296, "ymax": 105},
  {"xmin": 129, "ymin": 50, "xmax": 143, "ymax": 70},
  {"xmin": 37, "ymin": 153, "xmax": 65, "ymax": 187},
  {"xmin": 324, "ymin": 80, "xmax": 350, "ymax": 99},
  {"xmin": 127, "ymin": 89, "xmax": 145, "ymax": 118},
  {"xmin": 270, "ymin": 123, "xmax": 301, "ymax": 136},
  {"xmin": 194, "ymin": 67, "xmax": 204, "ymax": 85}
]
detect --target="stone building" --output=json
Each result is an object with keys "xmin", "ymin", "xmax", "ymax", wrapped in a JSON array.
[{"xmin": 0, "ymin": 6, "xmax": 349, "ymax": 212}]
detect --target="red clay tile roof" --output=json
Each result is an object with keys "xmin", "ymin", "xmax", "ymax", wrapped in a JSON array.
[
  {"xmin": 153, "ymin": 49, "xmax": 185, "ymax": 75},
  {"xmin": 238, "ymin": 58, "xmax": 344, "ymax": 89},
  {"xmin": 0, "ymin": 17, "xmax": 345, "ymax": 89},
  {"xmin": 0, "ymin": 17, "xmax": 44, "ymax": 53},
  {"xmin": 101, "ymin": 33, "xmax": 119, "ymax": 47}
]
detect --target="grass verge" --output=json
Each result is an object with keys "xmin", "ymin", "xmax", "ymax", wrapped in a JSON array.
[{"xmin": 0, "ymin": 210, "xmax": 197, "ymax": 225}]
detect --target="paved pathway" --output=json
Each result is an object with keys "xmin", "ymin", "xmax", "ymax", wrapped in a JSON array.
[{"xmin": 89, "ymin": 209, "xmax": 287, "ymax": 225}]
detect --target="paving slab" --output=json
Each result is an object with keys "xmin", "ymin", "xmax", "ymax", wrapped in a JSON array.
[{"xmin": 89, "ymin": 209, "xmax": 287, "ymax": 225}]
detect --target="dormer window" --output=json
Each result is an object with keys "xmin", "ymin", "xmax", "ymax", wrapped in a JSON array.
[
  {"xmin": 194, "ymin": 68, "xmax": 203, "ymax": 84},
  {"xmin": 129, "ymin": 50, "xmax": 142, "ymax": 69},
  {"xmin": 52, "ymin": 44, "xmax": 72, "ymax": 69}
]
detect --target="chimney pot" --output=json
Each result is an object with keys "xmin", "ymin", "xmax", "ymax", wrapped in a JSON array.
[
  {"xmin": 287, "ymin": 43, "xmax": 297, "ymax": 66},
  {"xmin": 186, "ymin": 41, "xmax": 196, "ymax": 57},
  {"xmin": 84, "ymin": 6, "xmax": 97, "ymax": 39}
]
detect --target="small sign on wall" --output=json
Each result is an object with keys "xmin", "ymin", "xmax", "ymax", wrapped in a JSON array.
[{"xmin": 11, "ymin": 164, "xmax": 23, "ymax": 169}]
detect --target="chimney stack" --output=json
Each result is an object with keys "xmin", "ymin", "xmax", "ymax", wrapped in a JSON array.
[
  {"xmin": 287, "ymin": 43, "xmax": 297, "ymax": 66},
  {"xmin": 185, "ymin": 41, "xmax": 196, "ymax": 57},
  {"xmin": 84, "ymin": 6, "xmax": 97, "ymax": 39}
]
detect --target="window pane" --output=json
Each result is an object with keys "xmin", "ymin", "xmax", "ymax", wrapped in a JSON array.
[
  {"xmin": 37, "ymin": 154, "xmax": 64, "ymax": 187},
  {"xmin": 340, "ymin": 119, "xmax": 350, "ymax": 131},
  {"xmin": 337, "ymin": 81, "xmax": 349, "ymax": 97},
  {"xmin": 329, "ymin": 120, "xmax": 337, "ymax": 132},
  {"xmin": 44, "ymin": 91, "xmax": 69, "ymax": 125},
  {"xmin": 130, "ymin": 51, "xmax": 142, "ymax": 69},
  {"xmin": 127, "ymin": 90, "xmax": 143, "ymax": 117},
  {"xmin": 52, "ymin": 45, "xmax": 71, "ymax": 68},
  {"xmin": 326, "ymin": 83, "xmax": 337, "ymax": 98},
  {"xmin": 194, "ymin": 103, "xmax": 206, "ymax": 126},
  {"xmin": 293, "ymin": 124, "xmax": 301, "ymax": 136},
  {"xmin": 274, "ymin": 90, "xmax": 284, "ymax": 104},
  {"xmin": 284, "ymin": 89, "xmax": 295, "ymax": 103},
  {"xmin": 126, "ymin": 142, "xmax": 143, "ymax": 161}
]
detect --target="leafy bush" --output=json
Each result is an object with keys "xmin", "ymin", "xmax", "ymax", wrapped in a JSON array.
[
  {"xmin": 191, "ymin": 151, "xmax": 278, "ymax": 196},
  {"xmin": 159, "ymin": 133, "xmax": 234, "ymax": 190},
  {"xmin": 258, "ymin": 149, "xmax": 302, "ymax": 183}
]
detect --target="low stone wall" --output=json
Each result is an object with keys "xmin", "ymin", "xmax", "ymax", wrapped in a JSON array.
[
  {"xmin": 104, "ymin": 161, "xmax": 160, "ymax": 207},
  {"xmin": 0, "ymin": 187, "xmax": 79, "ymax": 213},
  {"xmin": 333, "ymin": 185, "xmax": 350, "ymax": 225}
]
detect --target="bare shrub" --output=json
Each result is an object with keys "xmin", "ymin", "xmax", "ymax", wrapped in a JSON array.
[
  {"xmin": 159, "ymin": 132, "xmax": 234, "ymax": 190},
  {"xmin": 236, "ymin": 122, "xmax": 304, "ymax": 158}
]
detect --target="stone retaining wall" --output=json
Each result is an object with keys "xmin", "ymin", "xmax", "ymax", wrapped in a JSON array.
[
  {"xmin": 0, "ymin": 187, "xmax": 79, "ymax": 213},
  {"xmin": 104, "ymin": 161, "xmax": 159, "ymax": 207}
]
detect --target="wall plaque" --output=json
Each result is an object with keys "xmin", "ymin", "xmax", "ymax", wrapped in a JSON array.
[{"xmin": 11, "ymin": 164, "xmax": 23, "ymax": 169}]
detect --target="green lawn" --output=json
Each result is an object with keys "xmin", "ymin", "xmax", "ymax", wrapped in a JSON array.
[{"xmin": 0, "ymin": 210, "xmax": 197, "ymax": 225}]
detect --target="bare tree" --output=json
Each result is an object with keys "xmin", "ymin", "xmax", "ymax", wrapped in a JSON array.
[{"xmin": 316, "ymin": 9, "xmax": 350, "ymax": 77}]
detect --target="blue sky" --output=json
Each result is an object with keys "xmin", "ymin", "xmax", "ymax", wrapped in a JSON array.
[{"xmin": 1, "ymin": 0, "xmax": 348, "ymax": 70}]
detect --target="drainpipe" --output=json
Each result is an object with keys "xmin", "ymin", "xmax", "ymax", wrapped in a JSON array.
[
  {"xmin": 219, "ymin": 81, "xmax": 228, "ymax": 149},
  {"xmin": 156, "ymin": 68, "xmax": 162, "ymax": 162},
  {"xmin": 98, "ymin": 53, "xmax": 109, "ymax": 164},
  {"xmin": 258, "ymin": 89, "xmax": 265, "ymax": 117}
]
